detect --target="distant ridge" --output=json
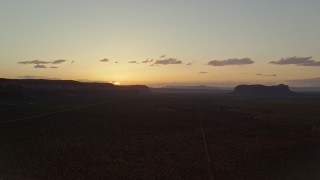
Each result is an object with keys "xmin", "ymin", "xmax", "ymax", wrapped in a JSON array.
[
  {"xmin": 151, "ymin": 85, "xmax": 231, "ymax": 94},
  {"xmin": 233, "ymin": 84, "xmax": 294, "ymax": 96},
  {"xmin": 164, "ymin": 85, "xmax": 220, "ymax": 90},
  {"xmin": 290, "ymin": 87, "xmax": 320, "ymax": 92},
  {"xmin": 0, "ymin": 78, "xmax": 149, "ymax": 98}
]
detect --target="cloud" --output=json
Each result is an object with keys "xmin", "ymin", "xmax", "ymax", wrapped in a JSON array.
[
  {"xmin": 154, "ymin": 58, "xmax": 182, "ymax": 65},
  {"xmin": 18, "ymin": 75, "xmax": 61, "ymax": 80},
  {"xmin": 18, "ymin": 59, "xmax": 68, "ymax": 65},
  {"xmin": 128, "ymin": 61, "xmax": 138, "ymax": 64},
  {"xmin": 199, "ymin": 71, "xmax": 208, "ymax": 74},
  {"xmin": 52, "ymin": 59, "xmax": 67, "ymax": 64},
  {"xmin": 255, "ymin": 73, "xmax": 277, "ymax": 77},
  {"xmin": 50, "ymin": 66, "xmax": 59, "ymax": 69},
  {"xmin": 142, "ymin": 59, "xmax": 154, "ymax": 63},
  {"xmin": 186, "ymin": 61, "xmax": 195, "ymax": 65},
  {"xmin": 160, "ymin": 54, "xmax": 166, "ymax": 58},
  {"xmin": 270, "ymin": 56, "xmax": 320, "ymax": 66},
  {"xmin": 18, "ymin": 60, "xmax": 51, "ymax": 65},
  {"xmin": 18, "ymin": 75, "xmax": 46, "ymax": 79},
  {"xmin": 34, "ymin": 64, "xmax": 47, "ymax": 68},
  {"xmin": 100, "ymin": 58, "xmax": 109, "ymax": 62},
  {"xmin": 207, "ymin": 58, "xmax": 254, "ymax": 66}
]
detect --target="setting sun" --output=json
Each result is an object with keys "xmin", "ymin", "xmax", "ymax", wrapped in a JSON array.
[{"xmin": 113, "ymin": 82, "xmax": 121, "ymax": 85}]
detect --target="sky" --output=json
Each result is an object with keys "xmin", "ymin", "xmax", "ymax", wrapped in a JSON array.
[{"xmin": 1, "ymin": 0, "xmax": 320, "ymax": 87}]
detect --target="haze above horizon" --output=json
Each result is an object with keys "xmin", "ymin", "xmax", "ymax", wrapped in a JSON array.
[{"xmin": 1, "ymin": 0, "xmax": 320, "ymax": 87}]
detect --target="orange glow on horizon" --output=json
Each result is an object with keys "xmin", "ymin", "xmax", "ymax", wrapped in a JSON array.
[{"xmin": 113, "ymin": 81, "xmax": 121, "ymax": 85}]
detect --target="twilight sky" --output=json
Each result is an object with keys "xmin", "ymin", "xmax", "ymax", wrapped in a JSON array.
[{"xmin": 1, "ymin": 0, "xmax": 320, "ymax": 87}]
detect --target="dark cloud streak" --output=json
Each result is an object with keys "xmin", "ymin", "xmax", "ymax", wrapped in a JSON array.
[
  {"xmin": 255, "ymin": 73, "xmax": 277, "ymax": 77},
  {"xmin": 128, "ymin": 61, "xmax": 138, "ymax": 64},
  {"xmin": 18, "ymin": 60, "xmax": 51, "ymax": 65},
  {"xmin": 18, "ymin": 59, "xmax": 68, "ymax": 65},
  {"xmin": 34, "ymin": 64, "xmax": 47, "ymax": 68},
  {"xmin": 154, "ymin": 58, "xmax": 182, "ymax": 65},
  {"xmin": 52, "ymin": 59, "xmax": 67, "ymax": 64},
  {"xmin": 186, "ymin": 61, "xmax": 195, "ymax": 65},
  {"xmin": 270, "ymin": 56, "xmax": 320, "ymax": 66},
  {"xmin": 142, "ymin": 59, "xmax": 154, "ymax": 63},
  {"xmin": 207, "ymin": 58, "xmax": 253, "ymax": 66},
  {"xmin": 18, "ymin": 75, "xmax": 46, "ymax": 79},
  {"xmin": 100, "ymin": 58, "xmax": 109, "ymax": 62}
]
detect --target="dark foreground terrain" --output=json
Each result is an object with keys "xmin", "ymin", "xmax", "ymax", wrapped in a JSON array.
[{"xmin": 1, "ymin": 92, "xmax": 320, "ymax": 179}]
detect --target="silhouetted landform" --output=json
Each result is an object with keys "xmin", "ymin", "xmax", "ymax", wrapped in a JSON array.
[
  {"xmin": 233, "ymin": 84, "xmax": 294, "ymax": 96},
  {"xmin": 152, "ymin": 85, "xmax": 231, "ymax": 94},
  {"xmin": 0, "ymin": 78, "xmax": 149, "ymax": 98},
  {"xmin": 115, "ymin": 85, "xmax": 151, "ymax": 94},
  {"xmin": 164, "ymin": 85, "xmax": 220, "ymax": 90}
]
